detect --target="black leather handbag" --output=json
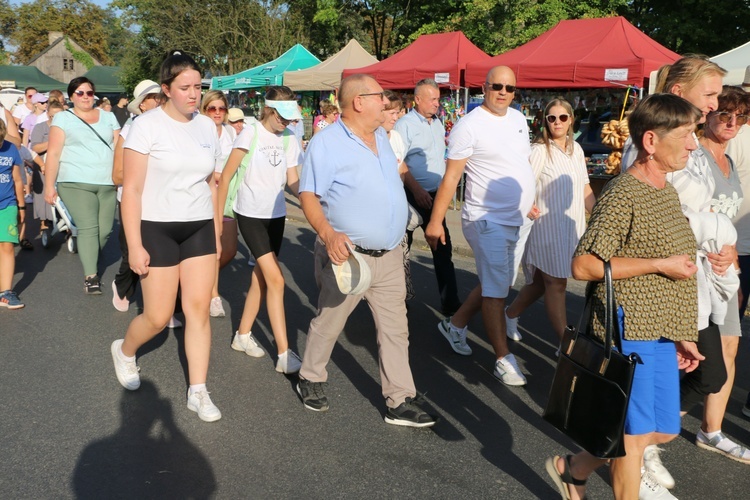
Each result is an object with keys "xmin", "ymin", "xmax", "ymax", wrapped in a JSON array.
[{"xmin": 543, "ymin": 261, "xmax": 641, "ymax": 459}]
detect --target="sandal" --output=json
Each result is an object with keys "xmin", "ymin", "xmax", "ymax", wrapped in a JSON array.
[
  {"xmin": 545, "ymin": 455, "xmax": 588, "ymax": 500},
  {"xmin": 696, "ymin": 429, "xmax": 750, "ymax": 464},
  {"xmin": 19, "ymin": 239, "xmax": 33, "ymax": 250}
]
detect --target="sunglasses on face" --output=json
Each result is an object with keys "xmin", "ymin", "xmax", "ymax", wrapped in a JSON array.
[
  {"xmin": 546, "ymin": 114, "xmax": 570, "ymax": 124},
  {"xmin": 486, "ymin": 83, "xmax": 517, "ymax": 93},
  {"xmin": 74, "ymin": 90, "xmax": 95, "ymax": 97},
  {"xmin": 713, "ymin": 111, "xmax": 749, "ymax": 126},
  {"xmin": 206, "ymin": 106, "xmax": 227, "ymax": 113}
]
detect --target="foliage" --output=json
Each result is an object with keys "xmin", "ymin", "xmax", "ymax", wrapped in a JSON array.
[
  {"xmin": 10, "ymin": 0, "xmax": 112, "ymax": 65},
  {"xmin": 0, "ymin": 0, "xmax": 16, "ymax": 65},
  {"xmin": 64, "ymin": 37, "xmax": 96, "ymax": 70}
]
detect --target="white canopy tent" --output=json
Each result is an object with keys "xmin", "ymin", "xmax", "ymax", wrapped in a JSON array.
[{"xmin": 710, "ymin": 41, "xmax": 750, "ymax": 86}]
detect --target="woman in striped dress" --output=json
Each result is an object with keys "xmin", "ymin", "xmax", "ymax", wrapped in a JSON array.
[{"xmin": 505, "ymin": 98, "xmax": 595, "ymax": 343}]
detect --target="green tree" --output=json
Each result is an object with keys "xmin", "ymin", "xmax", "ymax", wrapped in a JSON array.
[
  {"xmin": 10, "ymin": 0, "xmax": 112, "ymax": 65},
  {"xmin": 0, "ymin": 0, "xmax": 17, "ymax": 65}
]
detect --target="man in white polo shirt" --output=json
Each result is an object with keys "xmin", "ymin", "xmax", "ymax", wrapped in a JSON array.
[{"xmin": 426, "ymin": 65, "xmax": 535, "ymax": 386}]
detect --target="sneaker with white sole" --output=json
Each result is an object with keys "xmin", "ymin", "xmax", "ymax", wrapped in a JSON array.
[
  {"xmin": 231, "ymin": 331, "xmax": 265, "ymax": 357},
  {"xmin": 437, "ymin": 318, "xmax": 472, "ymax": 355},
  {"xmin": 297, "ymin": 379, "xmax": 329, "ymax": 411},
  {"xmin": 0, "ymin": 289, "xmax": 24, "ymax": 310},
  {"xmin": 276, "ymin": 349, "xmax": 302, "ymax": 374},
  {"xmin": 696, "ymin": 429, "xmax": 750, "ymax": 464},
  {"xmin": 209, "ymin": 296, "xmax": 226, "ymax": 317},
  {"xmin": 111, "ymin": 280, "xmax": 129, "ymax": 312},
  {"xmin": 639, "ymin": 470, "xmax": 677, "ymax": 499},
  {"xmin": 384, "ymin": 396, "xmax": 437, "ymax": 428},
  {"xmin": 110, "ymin": 339, "xmax": 140, "ymax": 390},
  {"xmin": 505, "ymin": 307, "xmax": 522, "ymax": 341},
  {"xmin": 167, "ymin": 316, "xmax": 182, "ymax": 329},
  {"xmin": 643, "ymin": 445, "xmax": 675, "ymax": 489},
  {"xmin": 187, "ymin": 389, "xmax": 222, "ymax": 422},
  {"xmin": 493, "ymin": 353, "xmax": 527, "ymax": 386}
]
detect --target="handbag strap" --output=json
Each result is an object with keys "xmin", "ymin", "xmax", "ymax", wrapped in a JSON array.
[
  {"xmin": 66, "ymin": 110, "xmax": 112, "ymax": 150},
  {"xmin": 576, "ymin": 260, "xmax": 622, "ymax": 360}
]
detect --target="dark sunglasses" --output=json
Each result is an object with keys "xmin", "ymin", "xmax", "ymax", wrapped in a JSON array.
[
  {"xmin": 74, "ymin": 90, "xmax": 95, "ymax": 97},
  {"xmin": 206, "ymin": 105, "xmax": 227, "ymax": 113},
  {"xmin": 486, "ymin": 83, "xmax": 517, "ymax": 93},
  {"xmin": 713, "ymin": 111, "xmax": 749, "ymax": 126},
  {"xmin": 546, "ymin": 114, "xmax": 570, "ymax": 124}
]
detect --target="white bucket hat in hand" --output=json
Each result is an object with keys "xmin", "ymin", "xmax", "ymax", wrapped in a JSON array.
[{"xmin": 332, "ymin": 242, "xmax": 372, "ymax": 295}]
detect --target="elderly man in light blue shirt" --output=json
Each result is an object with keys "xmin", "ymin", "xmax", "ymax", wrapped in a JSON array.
[
  {"xmin": 296, "ymin": 73, "xmax": 436, "ymax": 428},
  {"xmin": 394, "ymin": 78, "xmax": 460, "ymax": 315}
]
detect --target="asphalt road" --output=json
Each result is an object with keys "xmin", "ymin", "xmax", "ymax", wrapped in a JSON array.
[{"xmin": 2, "ymin": 215, "xmax": 750, "ymax": 499}]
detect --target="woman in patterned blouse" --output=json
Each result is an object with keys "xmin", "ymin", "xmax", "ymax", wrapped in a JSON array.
[{"xmin": 545, "ymin": 94, "xmax": 704, "ymax": 500}]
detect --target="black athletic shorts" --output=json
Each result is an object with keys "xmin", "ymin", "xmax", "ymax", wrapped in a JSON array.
[
  {"xmin": 141, "ymin": 219, "xmax": 216, "ymax": 267},
  {"xmin": 236, "ymin": 214, "xmax": 285, "ymax": 259}
]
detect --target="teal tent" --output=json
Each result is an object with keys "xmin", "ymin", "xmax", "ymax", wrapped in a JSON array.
[
  {"xmin": 0, "ymin": 66, "xmax": 66, "ymax": 91},
  {"xmin": 211, "ymin": 44, "xmax": 320, "ymax": 90},
  {"xmin": 83, "ymin": 66, "xmax": 125, "ymax": 94}
]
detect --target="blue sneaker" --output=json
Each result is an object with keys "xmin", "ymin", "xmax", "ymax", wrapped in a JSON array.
[{"xmin": 0, "ymin": 289, "xmax": 24, "ymax": 310}]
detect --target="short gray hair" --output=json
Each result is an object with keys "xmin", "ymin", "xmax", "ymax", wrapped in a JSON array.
[{"xmin": 415, "ymin": 78, "xmax": 439, "ymax": 95}]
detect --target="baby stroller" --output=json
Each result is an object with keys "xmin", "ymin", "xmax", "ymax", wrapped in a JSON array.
[{"xmin": 41, "ymin": 196, "xmax": 78, "ymax": 254}]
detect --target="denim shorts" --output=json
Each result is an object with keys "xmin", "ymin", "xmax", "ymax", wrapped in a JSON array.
[
  {"xmin": 618, "ymin": 307, "xmax": 681, "ymax": 436},
  {"xmin": 463, "ymin": 219, "xmax": 518, "ymax": 298}
]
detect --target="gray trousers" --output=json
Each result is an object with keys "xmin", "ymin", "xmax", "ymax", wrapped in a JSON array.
[{"xmin": 299, "ymin": 239, "xmax": 416, "ymax": 409}]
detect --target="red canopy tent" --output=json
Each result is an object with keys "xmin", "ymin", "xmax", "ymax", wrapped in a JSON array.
[
  {"xmin": 464, "ymin": 17, "xmax": 680, "ymax": 89},
  {"xmin": 342, "ymin": 31, "xmax": 491, "ymax": 89}
]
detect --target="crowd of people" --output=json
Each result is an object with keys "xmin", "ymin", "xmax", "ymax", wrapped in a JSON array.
[{"xmin": 3, "ymin": 50, "xmax": 750, "ymax": 499}]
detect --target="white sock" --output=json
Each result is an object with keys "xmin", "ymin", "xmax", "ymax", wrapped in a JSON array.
[
  {"xmin": 117, "ymin": 345, "xmax": 135, "ymax": 363},
  {"xmin": 189, "ymin": 384, "xmax": 207, "ymax": 395},
  {"xmin": 704, "ymin": 429, "xmax": 722, "ymax": 440},
  {"xmin": 238, "ymin": 331, "xmax": 251, "ymax": 339}
]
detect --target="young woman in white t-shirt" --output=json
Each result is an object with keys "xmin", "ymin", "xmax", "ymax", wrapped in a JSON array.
[
  {"xmin": 200, "ymin": 90, "xmax": 237, "ymax": 319},
  {"xmin": 110, "ymin": 51, "xmax": 223, "ymax": 423},
  {"xmin": 218, "ymin": 85, "xmax": 303, "ymax": 374}
]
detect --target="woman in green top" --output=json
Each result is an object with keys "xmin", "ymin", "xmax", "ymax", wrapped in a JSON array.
[
  {"xmin": 545, "ymin": 94, "xmax": 705, "ymax": 500},
  {"xmin": 44, "ymin": 77, "xmax": 120, "ymax": 294}
]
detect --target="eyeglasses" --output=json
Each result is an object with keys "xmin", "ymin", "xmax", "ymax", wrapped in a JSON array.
[
  {"xmin": 485, "ymin": 83, "xmax": 517, "ymax": 93},
  {"xmin": 359, "ymin": 92, "xmax": 385, "ymax": 99},
  {"xmin": 713, "ymin": 111, "xmax": 749, "ymax": 126},
  {"xmin": 74, "ymin": 90, "xmax": 95, "ymax": 97},
  {"xmin": 546, "ymin": 114, "xmax": 570, "ymax": 124},
  {"xmin": 206, "ymin": 106, "xmax": 227, "ymax": 113}
]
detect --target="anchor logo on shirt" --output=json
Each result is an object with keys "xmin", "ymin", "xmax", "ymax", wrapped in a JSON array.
[{"xmin": 269, "ymin": 150, "xmax": 282, "ymax": 167}]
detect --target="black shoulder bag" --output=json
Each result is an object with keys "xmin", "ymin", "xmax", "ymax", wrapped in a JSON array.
[
  {"xmin": 542, "ymin": 261, "xmax": 641, "ymax": 459},
  {"xmin": 66, "ymin": 110, "xmax": 112, "ymax": 150}
]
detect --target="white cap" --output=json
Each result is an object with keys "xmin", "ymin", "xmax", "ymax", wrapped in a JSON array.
[
  {"xmin": 332, "ymin": 243, "xmax": 372, "ymax": 295},
  {"xmin": 127, "ymin": 80, "xmax": 160, "ymax": 115},
  {"xmin": 265, "ymin": 99, "xmax": 302, "ymax": 120}
]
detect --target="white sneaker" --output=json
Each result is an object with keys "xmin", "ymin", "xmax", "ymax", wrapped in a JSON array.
[
  {"xmin": 276, "ymin": 349, "xmax": 302, "ymax": 374},
  {"xmin": 437, "ymin": 318, "xmax": 472, "ymax": 355},
  {"xmin": 639, "ymin": 470, "xmax": 677, "ymax": 499},
  {"xmin": 187, "ymin": 389, "xmax": 222, "ymax": 422},
  {"xmin": 643, "ymin": 445, "xmax": 675, "ymax": 489},
  {"xmin": 167, "ymin": 316, "xmax": 182, "ymax": 329},
  {"xmin": 111, "ymin": 280, "xmax": 129, "ymax": 312},
  {"xmin": 505, "ymin": 307, "xmax": 522, "ymax": 341},
  {"xmin": 494, "ymin": 354, "xmax": 527, "ymax": 386},
  {"xmin": 110, "ymin": 339, "xmax": 140, "ymax": 390},
  {"xmin": 231, "ymin": 331, "xmax": 265, "ymax": 357},
  {"xmin": 210, "ymin": 296, "xmax": 226, "ymax": 317}
]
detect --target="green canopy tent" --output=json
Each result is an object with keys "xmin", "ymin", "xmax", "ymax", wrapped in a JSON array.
[
  {"xmin": 83, "ymin": 66, "xmax": 125, "ymax": 94},
  {"xmin": 211, "ymin": 44, "xmax": 320, "ymax": 90},
  {"xmin": 0, "ymin": 66, "xmax": 66, "ymax": 91}
]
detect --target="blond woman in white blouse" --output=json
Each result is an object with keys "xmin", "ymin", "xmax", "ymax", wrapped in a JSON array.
[{"xmin": 505, "ymin": 98, "xmax": 595, "ymax": 342}]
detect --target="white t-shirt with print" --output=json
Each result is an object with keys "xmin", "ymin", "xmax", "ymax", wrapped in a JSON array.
[
  {"xmin": 233, "ymin": 123, "xmax": 302, "ymax": 219},
  {"xmin": 124, "ymin": 107, "xmax": 221, "ymax": 222},
  {"xmin": 448, "ymin": 105, "xmax": 534, "ymax": 226},
  {"xmin": 216, "ymin": 123, "xmax": 236, "ymax": 172}
]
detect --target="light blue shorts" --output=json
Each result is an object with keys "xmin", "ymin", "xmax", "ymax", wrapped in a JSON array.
[
  {"xmin": 618, "ymin": 307, "xmax": 681, "ymax": 436},
  {"xmin": 463, "ymin": 219, "xmax": 518, "ymax": 299}
]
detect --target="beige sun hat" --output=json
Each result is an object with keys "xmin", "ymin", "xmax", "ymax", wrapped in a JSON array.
[
  {"xmin": 227, "ymin": 108, "xmax": 245, "ymax": 122},
  {"xmin": 127, "ymin": 79, "xmax": 160, "ymax": 115},
  {"xmin": 332, "ymin": 242, "xmax": 372, "ymax": 295}
]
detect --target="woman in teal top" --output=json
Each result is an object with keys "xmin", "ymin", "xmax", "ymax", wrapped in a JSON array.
[{"xmin": 44, "ymin": 77, "xmax": 120, "ymax": 294}]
